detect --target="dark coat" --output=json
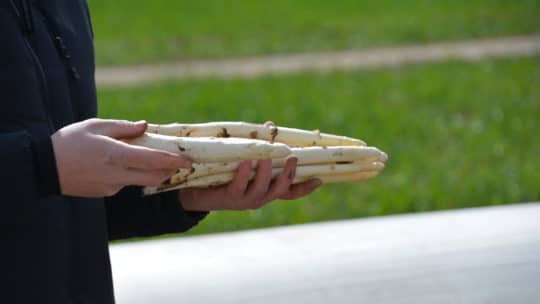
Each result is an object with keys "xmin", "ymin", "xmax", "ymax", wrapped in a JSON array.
[{"xmin": 0, "ymin": 1, "xmax": 206, "ymax": 303}]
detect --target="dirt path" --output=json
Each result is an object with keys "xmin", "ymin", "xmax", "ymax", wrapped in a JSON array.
[{"xmin": 96, "ymin": 35, "xmax": 540, "ymax": 87}]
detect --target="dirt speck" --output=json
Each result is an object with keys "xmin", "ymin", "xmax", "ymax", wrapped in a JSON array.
[
  {"xmin": 218, "ymin": 127, "xmax": 230, "ymax": 137},
  {"xmin": 249, "ymin": 131, "xmax": 258, "ymax": 138},
  {"xmin": 270, "ymin": 127, "xmax": 278, "ymax": 143},
  {"xmin": 176, "ymin": 144, "xmax": 186, "ymax": 152}
]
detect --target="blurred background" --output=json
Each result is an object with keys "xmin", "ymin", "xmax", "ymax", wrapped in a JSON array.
[{"xmin": 88, "ymin": 0, "xmax": 540, "ymax": 237}]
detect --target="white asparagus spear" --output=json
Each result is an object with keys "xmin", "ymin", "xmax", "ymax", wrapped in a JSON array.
[
  {"xmin": 168, "ymin": 146, "xmax": 387, "ymax": 184},
  {"xmin": 294, "ymin": 161, "xmax": 383, "ymax": 177},
  {"xmin": 290, "ymin": 146, "xmax": 387, "ymax": 164},
  {"xmin": 169, "ymin": 162, "xmax": 240, "ymax": 184},
  {"xmin": 144, "ymin": 171, "xmax": 252, "ymax": 195},
  {"xmin": 144, "ymin": 162, "xmax": 384, "ymax": 195},
  {"xmin": 128, "ymin": 133, "xmax": 291, "ymax": 163},
  {"xmin": 293, "ymin": 171, "xmax": 380, "ymax": 184},
  {"xmin": 146, "ymin": 121, "xmax": 366, "ymax": 147}
]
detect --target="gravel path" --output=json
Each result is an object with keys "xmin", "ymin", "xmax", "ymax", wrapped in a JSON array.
[{"xmin": 96, "ymin": 35, "xmax": 540, "ymax": 87}]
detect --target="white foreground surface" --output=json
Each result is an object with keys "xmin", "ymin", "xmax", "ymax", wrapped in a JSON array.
[{"xmin": 110, "ymin": 203, "xmax": 540, "ymax": 304}]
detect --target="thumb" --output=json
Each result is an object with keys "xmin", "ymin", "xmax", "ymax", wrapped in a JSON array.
[{"xmin": 97, "ymin": 119, "xmax": 148, "ymax": 139}]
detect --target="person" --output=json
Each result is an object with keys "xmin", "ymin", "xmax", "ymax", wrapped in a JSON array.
[{"xmin": 0, "ymin": 1, "xmax": 321, "ymax": 303}]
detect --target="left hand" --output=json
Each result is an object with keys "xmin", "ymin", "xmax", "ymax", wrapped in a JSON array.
[{"xmin": 178, "ymin": 157, "xmax": 321, "ymax": 211}]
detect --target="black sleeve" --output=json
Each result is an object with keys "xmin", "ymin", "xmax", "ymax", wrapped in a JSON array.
[
  {"xmin": 0, "ymin": 4, "xmax": 62, "ymax": 223},
  {"xmin": 105, "ymin": 187, "xmax": 208, "ymax": 240},
  {"xmin": 0, "ymin": 130, "xmax": 60, "ymax": 224}
]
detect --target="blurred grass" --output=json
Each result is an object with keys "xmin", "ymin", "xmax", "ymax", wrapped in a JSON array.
[
  {"xmin": 98, "ymin": 56, "xmax": 540, "ymax": 235},
  {"xmin": 88, "ymin": 0, "xmax": 540, "ymax": 65}
]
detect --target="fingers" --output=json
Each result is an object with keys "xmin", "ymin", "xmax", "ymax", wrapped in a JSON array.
[
  {"xmin": 91, "ymin": 119, "xmax": 193, "ymax": 170},
  {"xmin": 224, "ymin": 157, "xmax": 317, "ymax": 209},
  {"xmin": 264, "ymin": 121, "xmax": 276, "ymax": 127},
  {"xmin": 226, "ymin": 160, "xmax": 252, "ymax": 195},
  {"xmin": 179, "ymin": 158, "xmax": 320, "ymax": 211},
  {"xmin": 265, "ymin": 157, "xmax": 297, "ymax": 199},
  {"xmin": 279, "ymin": 179, "xmax": 322, "ymax": 200},
  {"xmin": 92, "ymin": 119, "xmax": 148, "ymax": 139},
  {"xmin": 110, "ymin": 142, "xmax": 193, "ymax": 170},
  {"xmin": 245, "ymin": 159, "xmax": 273, "ymax": 202}
]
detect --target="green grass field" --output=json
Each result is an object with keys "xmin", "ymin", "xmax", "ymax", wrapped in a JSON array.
[
  {"xmin": 88, "ymin": 0, "xmax": 540, "ymax": 65},
  {"xmin": 98, "ymin": 56, "xmax": 540, "ymax": 236}
]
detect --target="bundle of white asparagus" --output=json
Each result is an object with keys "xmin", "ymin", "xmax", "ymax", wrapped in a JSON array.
[{"xmin": 128, "ymin": 122, "xmax": 387, "ymax": 195}]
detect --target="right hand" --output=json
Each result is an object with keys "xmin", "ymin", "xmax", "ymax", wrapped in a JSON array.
[
  {"xmin": 179, "ymin": 121, "xmax": 322, "ymax": 211},
  {"xmin": 51, "ymin": 118, "xmax": 192, "ymax": 197}
]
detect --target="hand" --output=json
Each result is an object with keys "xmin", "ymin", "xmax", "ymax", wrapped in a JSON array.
[
  {"xmin": 178, "ymin": 158, "xmax": 322, "ymax": 211},
  {"xmin": 51, "ymin": 118, "xmax": 192, "ymax": 197},
  {"xmin": 178, "ymin": 121, "xmax": 321, "ymax": 211}
]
